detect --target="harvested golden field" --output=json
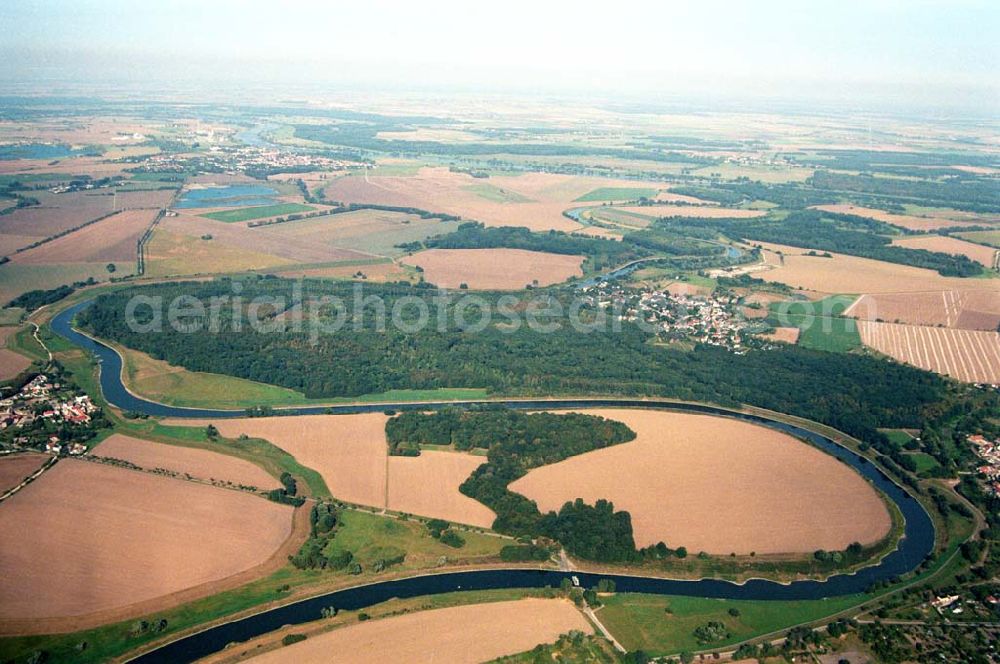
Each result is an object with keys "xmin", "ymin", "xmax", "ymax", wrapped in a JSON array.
[
  {"xmin": 890, "ymin": 235, "xmax": 998, "ymax": 268},
  {"xmin": 94, "ymin": 434, "xmax": 280, "ymax": 490},
  {"xmin": 0, "ymin": 461, "xmax": 293, "ymax": 624},
  {"xmin": 813, "ymin": 204, "xmax": 992, "ymax": 231},
  {"xmin": 0, "ymin": 326, "xmax": 31, "ymax": 380},
  {"xmin": 156, "ymin": 215, "xmax": 373, "ymax": 266},
  {"xmin": 195, "ymin": 414, "xmax": 389, "ymax": 508},
  {"xmin": 115, "ymin": 188, "xmax": 177, "ymax": 209},
  {"xmin": 246, "ymin": 598, "xmax": 591, "ymax": 664},
  {"xmin": 857, "ymin": 321, "xmax": 1000, "ymax": 384},
  {"xmin": 387, "ymin": 451, "xmax": 494, "ymax": 527},
  {"xmin": 0, "ymin": 191, "xmax": 114, "ymax": 239},
  {"xmin": 268, "ymin": 261, "xmax": 410, "ymax": 283},
  {"xmin": 759, "ymin": 327, "xmax": 801, "ymax": 344},
  {"xmin": 0, "ymin": 453, "xmax": 47, "ymax": 493},
  {"xmin": 11, "ymin": 209, "xmax": 156, "ymax": 264},
  {"xmin": 254, "ymin": 208, "xmax": 461, "ymax": 258},
  {"xmin": 616, "ymin": 205, "xmax": 767, "ymax": 219},
  {"xmin": 510, "ymin": 409, "xmax": 891, "ymax": 554},
  {"xmin": 845, "ymin": 290, "xmax": 1000, "ymax": 330},
  {"xmin": 143, "ymin": 228, "xmax": 295, "ymax": 277},
  {"xmin": 402, "ymin": 248, "xmax": 584, "ymax": 289},
  {"xmin": 179, "ymin": 414, "xmax": 493, "ymax": 526},
  {"xmin": 0, "ymin": 233, "xmax": 43, "ymax": 255},
  {"xmin": 322, "ymin": 166, "xmax": 667, "ymax": 233},
  {"xmin": 754, "ymin": 242, "xmax": 999, "ymax": 294}
]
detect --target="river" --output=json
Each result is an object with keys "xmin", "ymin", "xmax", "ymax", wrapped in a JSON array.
[{"xmin": 47, "ymin": 302, "xmax": 935, "ymax": 663}]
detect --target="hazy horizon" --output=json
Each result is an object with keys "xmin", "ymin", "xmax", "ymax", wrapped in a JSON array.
[{"xmin": 1, "ymin": 0, "xmax": 998, "ymax": 115}]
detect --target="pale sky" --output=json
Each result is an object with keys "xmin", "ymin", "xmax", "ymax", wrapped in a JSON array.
[{"xmin": 1, "ymin": 0, "xmax": 997, "ymax": 111}]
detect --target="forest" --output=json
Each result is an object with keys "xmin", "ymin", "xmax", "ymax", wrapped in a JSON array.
[
  {"xmin": 655, "ymin": 210, "xmax": 983, "ymax": 276},
  {"xmin": 78, "ymin": 279, "xmax": 950, "ymax": 449},
  {"xmin": 386, "ymin": 408, "xmax": 642, "ymax": 561}
]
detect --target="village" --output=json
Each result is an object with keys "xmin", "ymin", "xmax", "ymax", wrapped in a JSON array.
[
  {"xmin": 0, "ymin": 372, "xmax": 101, "ymax": 456},
  {"xmin": 580, "ymin": 280, "xmax": 759, "ymax": 353},
  {"xmin": 969, "ymin": 433, "xmax": 1000, "ymax": 498},
  {"xmin": 125, "ymin": 143, "xmax": 363, "ymax": 178}
]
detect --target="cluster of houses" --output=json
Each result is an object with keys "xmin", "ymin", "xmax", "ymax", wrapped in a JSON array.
[
  {"xmin": 0, "ymin": 374, "xmax": 97, "ymax": 455},
  {"xmin": 931, "ymin": 592, "xmax": 999, "ymax": 617},
  {"xmin": 580, "ymin": 281, "xmax": 755, "ymax": 352},
  {"xmin": 968, "ymin": 434, "xmax": 1000, "ymax": 497},
  {"xmin": 132, "ymin": 145, "xmax": 360, "ymax": 177}
]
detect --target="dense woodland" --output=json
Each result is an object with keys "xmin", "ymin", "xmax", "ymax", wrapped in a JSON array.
[
  {"xmin": 387, "ymin": 408, "xmax": 642, "ymax": 561},
  {"xmin": 80, "ymin": 279, "xmax": 949, "ymax": 450},
  {"xmin": 656, "ymin": 210, "xmax": 984, "ymax": 276}
]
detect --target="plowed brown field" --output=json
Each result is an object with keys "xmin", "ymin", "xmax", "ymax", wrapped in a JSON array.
[{"xmin": 856, "ymin": 320, "xmax": 1000, "ymax": 383}]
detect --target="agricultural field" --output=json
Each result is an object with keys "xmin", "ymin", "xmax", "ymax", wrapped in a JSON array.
[
  {"xmin": 757, "ymin": 326, "xmax": 800, "ymax": 344},
  {"xmin": 0, "ymin": 191, "xmax": 116, "ymax": 253},
  {"xmin": 143, "ymin": 229, "xmax": 294, "ymax": 277},
  {"xmin": 845, "ymin": 290, "xmax": 1000, "ymax": 330},
  {"xmin": 856, "ymin": 320, "xmax": 1000, "ymax": 384},
  {"xmin": 322, "ymin": 166, "xmax": 669, "ymax": 233},
  {"xmin": 598, "ymin": 593, "xmax": 862, "ymax": 656},
  {"xmin": 93, "ymin": 434, "xmax": 281, "ymax": 490},
  {"xmin": 268, "ymin": 260, "xmax": 411, "ymax": 283},
  {"xmin": 614, "ymin": 205, "xmax": 768, "ymax": 219},
  {"xmin": 386, "ymin": 451, "xmax": 494, "ymax": 528},
  {"xmin": 150, "ymin": 214, "xmax": 373, "ymax": 270},
  {"xmin": 0, "ymin": 453, "xmax": 47, "ymax": 493},
  {"xmin": 0, "ymin": 325, "xmax": 32, "ymax": 380},
  {"xmin": 957, "ymin": 230, "xmax": 1000, "ymax": 249},
  {"xmin": 813, "ymin": 204, "xmax": 997, "ymax": 232},
  {"xmin": 890, "ymin": 234, "xmax": 998, "ymax": 268},
  {"xmin": 245, "ymin": 599, "xmax": 591, "ymax": 664},
  {"xmin": 0, "ymin": 461, "xmax": 293, "ymax": 625},
  {"xmin": 200, "ymin": 202, "xmax": 315, "ymax": 223},
  {"xmin": 254, "ymin": 208, "xmax": 462, "ymax": 258},
  {"xmin": 463, "ymin": 182, "xmax": 532, "ymax": 203},
  {"xmin": 10, "ymin": 209, "xmax": 156, "ymax": 265},
  {"xmin": 181, "ymin": 414, "xmax": 493, "ymax": 525},
  {"xmin": 767, "ymin": 295, "xmax": 862, "ymax": 352},
  {"xmin": 574, "ymin": 186, "xmax": 659, "ymax": 202},
  {"xmin": 753, "ymin": 241, "xmax": 999, "ymax": 295},
  {"xmin": 509, "ymin": 409, "xmax": 890, "ymax": 554},
  {"xmin": 401, "ymin": 248, "xmax": 584, "ymax": 289},
  {"xmin": 0, "ymin": 262, "xmax": 127, "ymax": 309}
]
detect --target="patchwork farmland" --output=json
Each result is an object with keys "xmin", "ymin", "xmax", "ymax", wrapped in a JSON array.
[{"xmin": 857, "ymin": 320, "xmax": 1000, "ymax": 384}]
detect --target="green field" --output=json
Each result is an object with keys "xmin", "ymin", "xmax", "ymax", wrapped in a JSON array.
[
  {"xmin": 201, "ymin": 203, "xmax": 315, "ymax": 223},
  {"xmin": 956, "ymin": 230, "xmax": 1000, "ymax": 249},
  {"xmin": 909, "ymin": 452, "xmax": 941, "ymax": 473},
  {"xmin": 598, "ymin": 593, "xmax": 862, "ymax": 656},
  {"xmin": 322, "ymin": 509, "xmax": 505, "ymax": 574},
  {"xmin": 574, "ymin": 187, "xmax": 659, "ymax": 202},
  {"xmin": 463, "ymin": 183, "xmax": 531, "ymax": 203},
  {"xmin": 767, "ymin": 295, "xmax": 861, "ymax": 352},
  {"xmin": 881, "ymin": 428, "xmax": 916, "ymax": 447}
]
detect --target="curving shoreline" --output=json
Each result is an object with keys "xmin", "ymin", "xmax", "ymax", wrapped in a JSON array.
[{"xmin": 49, "ymin": 300, "xmax": 936, "ymax": 663}]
